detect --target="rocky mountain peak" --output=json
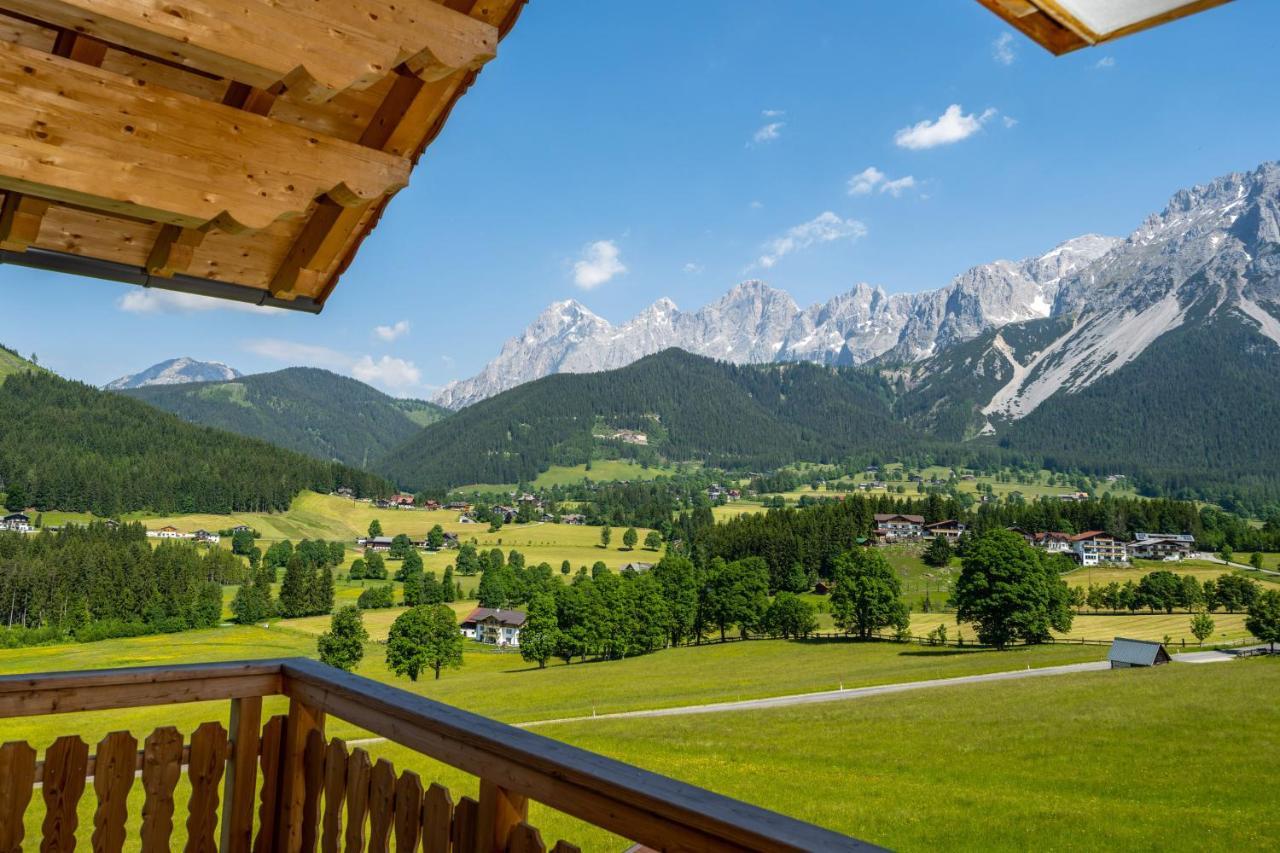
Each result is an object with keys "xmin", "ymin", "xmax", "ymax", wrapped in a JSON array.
[{"xmin": 105, "ymin": 357, "xmax": 241, "ymax": 391}]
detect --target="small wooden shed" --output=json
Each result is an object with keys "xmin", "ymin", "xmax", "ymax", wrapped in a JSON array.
[{"xmin": 1108, "ymin": 637, "xmax": 1172, "ymax": 669}]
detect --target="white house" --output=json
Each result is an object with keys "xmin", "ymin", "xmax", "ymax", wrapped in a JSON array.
[
  {"xmin": 1130, "ymin": 532, "xmax": 1195, "ymax": 561},
  {"xmin": 874, "ymin": 514, "xmax": 925, "ymax": 540},
  {"xmin": 148, "ymin": 525, "xmax": 187, "ymax": 540},
  {"xmin": 459, "ymin": 607, "xmax": 526, "ymax": 647},
  {"xmin": 1069, "ymin": 531, "xmax": 1130, "ymax": 566},
  {"xmin": 1, "ymin": 512, "xmax": 31, "ymax": 532},
  {"xmin": 1033, "ymin": 531, "xmax": 1073, "ymax": 554}
]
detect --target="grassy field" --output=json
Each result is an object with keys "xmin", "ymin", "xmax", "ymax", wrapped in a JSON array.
[
  {"xmin": 1065, "ymin": 559, "xmax": 1280, "ymax": 589},
  {"xmin": 456, "ymin": 459, "xmax": 689, "ymax": 492},
  {"xmin": 509, "ymin": 658, "xmax": 1280, "ymax": 851},
  {"xmin": 907, "ymin": 610, "xmax": 1254, "ymax": 645}
]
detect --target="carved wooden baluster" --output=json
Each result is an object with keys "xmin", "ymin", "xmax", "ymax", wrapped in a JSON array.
[
  {"xmin": 0, "ymin": 741, "xmax": 37, "ymax": 853},
  {"xmin": 140, "ymin": 727, "xmax": 184, "ymax": 853},
  {"xmin": 91, "ymin": 731, "xmax": 138, "ymax": 853},
  {"xmin": 41, "ymin": 735, "xmax": 89, "ymax": 853}
]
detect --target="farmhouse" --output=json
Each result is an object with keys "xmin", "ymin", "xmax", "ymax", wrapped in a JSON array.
[
  {"xmin": 1108, "ymin": 637, "xmax": 1172, "ymax": 669},
  {"xmin": 1130, "ymin": 532, "xmax": 1195, "ymax": 561},
  {"xmin": 1, "ymin": 512, "xmax": 31, "ymax": 532},
  {"xmin": 335, "ymin": 487, "xmax": 356, "ymax": 499},
  {"xmin": 149, "ymin": 525, "xmax": 185, "ymax": 540},
  {"xmin": 560, "ymin": 514, "xmax": 587, "ymax": 525},
  {"xmin": 1070, "ymin": 531, "xmax": 1130, "ymax": 566},
  {"xmin": 390, "ymin": 493, "xmax": 417, "ymax": 508},
  {"xmin": 874, "ymin": 513, "xmax": 925, "ymax": 540},
  {"xmin": 923, "ymin": 520, "xmax": 966, "ymax": 542},
  {"xmin": 459, "ymin": 608, "xmax": 526, "ymax": 647},
  {"xmin": 358, "ymin": 536, "xmax": 393, "ymax": 552},
  {"xmin": 231, "ymin": 524, "xmax": 253, "ymax": 534},
  {"xmin": 192, "ymin": 529, "xmax": 220, "ymax": 544},
  {"xmin": 1033, "ymin": 531, "xmax": 1073, "ymax": 554}
]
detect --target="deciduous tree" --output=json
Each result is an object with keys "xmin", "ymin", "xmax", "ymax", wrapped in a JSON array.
[
  {"xmin": 829, "ymin": 548, "xmax": 908, "ymax": 639},
  {"xmin": 386, "ymin": 605, "xmax": 464, "ymax": 681},
  {"xmin": 318, "ymin": 606, "xmax": 367, "ymax": 671},
  {"xmin": 953, "ymin": 529, "xmax": 1073, "ymax": 649}
]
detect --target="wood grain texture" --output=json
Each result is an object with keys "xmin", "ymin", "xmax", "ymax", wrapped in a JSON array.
[
  {"xmin": 0, "ymin": 39, "xmax": 410, "ymax": 233},
  {"xmin": 140, "ymin": 727, "xmax": 184, "ymax": 853},
  {"xmin": 184, "ymin": 722, "xmax": 229, "ymax": 853},
  {"xmin": 0, "ymin": 193, "xmax": 50, "ymax": 251},
  {"xmin": 320, "ymin": 738, "xmax": 349, "ymax": 853},
  {"xmin": 276, "ymin": 699, "xmax": 325, "ymax": 851},
  {"xmin": 0, "ymin": 741, "xmax": 37, "ymax": 853},
  {"xmin": 344, "ymin": 749, "xmax": 373, "ymax": 853},
  {"xmin": 367, "ymin": 759, "xmax": 397, "ymax": 853},
  {"xmin": 300, "ymin": 728, "xmax": 327, "ymax": 853},
  {"xmin": 391, "ymin": 771, "xmax": 423, "ymax": 853},
  {"xmin": 91, "ymin": 731, "xmax": 138, "ymax": 853},
  {"xmin": 477, "ymin": 779, "xmax": 527, "ymax": 853},
  {"xmin": 221, "ymin": 696, "xmax": 263, "ymax": 853},
  {"xmin": 252, "ymin": 716, "xmax": 285, "ymax": 853},
  {"xmin": 506, "ymin": 823, "xmax": 546, "ymax": 853},
  {"xmin": 40, "ymin": 736, "xmax": 89, "ymax": 853},
  {"xmin": 451, "ymin": 797, "xmax": 478, "ymax": 853},
  {"xmin": 2, "ymin": 0, "xmax": 498, "ymax": 103},
  {"xmin": 421, "ymin": 782, "xmax": 454, "ymax": 853}
]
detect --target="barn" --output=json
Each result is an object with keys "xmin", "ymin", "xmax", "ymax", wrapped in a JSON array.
[{"xmin": 1108, "ymin": 637, "xmax": 1173, "ymax": 669}]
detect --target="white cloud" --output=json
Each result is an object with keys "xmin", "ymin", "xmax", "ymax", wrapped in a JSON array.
[
  {"xmin": 117, "ymin": 289, "xmax": 280, "ymax": 315},
  {"xmin": 847, "ymin": 167, "xmax": 916, "ymax": 197},
  {"xmin": 572, "ymin": 239, "xmax": 627, "ymax": 289},
  {"xmin": 752, "ymin": 121, "xmax": 785, "ymax": 144},
  {"xmin": 756, "ymin": 212, "xmax": 866, "ymax": 269},
  {"xmin": 1002, "ymin": 115, "xmax": 1019, "ymax": 129},
  {"xmin": 992, "ymin": 32, "xmax": 1016, "ymax": 66},
  {"xmin": 682, "ymin": 262, "xmax": 704, "ymax": 274},
  {"xmin": 352, "ymin": 355, "xmax": 421, "ymax": 393},
  {"xmin": 242, "ymin": 339, "xmax": 351, "ymax": 370},
  {"xmin": 1095, "ymin": 56, "xmax": 1116, "ymax": 69},
  {"xmin": 762, "ymin": 109, "xmax": 786, "ymax": 118},
  {"xmin": 847, "ymin": 166, "xmax": 886, "ymax": 195},
  {"xmin": 880, "ymin": 175, "xmax": 917, "ymax": 197},
  {"xmin": 894, "ymin": 105, "xmax": 998, "ymax": 150},
  {"xmin": 374, "ymin": 320, "xmax": 410, "ymax": 342}
]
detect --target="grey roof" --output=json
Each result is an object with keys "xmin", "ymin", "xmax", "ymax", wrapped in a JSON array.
[
  {"xmin": 1109, "ymin": 637, "xmax": 1170, "ymax": 666},
  {"xmin": 461, "ymin": 607, "xmax": 527, "ymax": 627}
]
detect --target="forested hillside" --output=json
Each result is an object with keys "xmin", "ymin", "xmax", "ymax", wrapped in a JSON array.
[
  {"xmin": 382, "ymin": 349, "xmax": 920, "ymax": 490},
  {"xmin": 121, "ymin": 367, "xmax": 444, "ymax": 467},
  {"xmin": 0, "ymin": 371, "xmax": 388, "ymax": 516}
]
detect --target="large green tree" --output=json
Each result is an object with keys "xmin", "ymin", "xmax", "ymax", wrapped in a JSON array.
[
  {"xmin": 519, "ymin": 594, "xmax": 560, "ymax": 669},
  {"xmin": 318, "ymin": 606, "xmax": 367, "ymax": 671},
  {"xmin": 829, "ymin": 548, "xmax": 908, "ymax": 639},
  {"xmin": 386, "ymin": 605, "xmax": 464, "ymax": 681},
  {"xmin": 953, "ymin": 529, "xmax": 1073, "ymax": 650},
  {"xmin": 1245, "ymin": 589, "xmax": 1280, "ymax": 651}
]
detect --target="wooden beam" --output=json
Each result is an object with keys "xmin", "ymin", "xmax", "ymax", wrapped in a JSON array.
[
  {"xmin": 276, "ymin": 697, "xmax": 325, "ymax": 852},
  {"xmin": 0, "ymin": 39, "xmax": 410, "ymax": 234},
  {"xmin": 1, "ymin": 0, "xmax": 498, "ymax": 103},
  {"xmin": 0, "ymin": 193, "xmax": 50, "ymax": 251}
]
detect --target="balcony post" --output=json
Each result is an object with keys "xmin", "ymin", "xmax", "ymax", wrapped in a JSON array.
[
  {"xmin": 220, "ymin": 695, "xmax": 263, "ymax": 853},
  {"xmin": 276, "ymin": 697, "xmax": 326, "ymax": 852},
  {"xmin": 477, "ymin": 778, "xmax": 529, "ymax": 853}
]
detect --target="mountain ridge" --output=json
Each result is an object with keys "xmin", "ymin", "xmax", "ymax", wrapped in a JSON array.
[{"xmin": 106, "ymin": 357, "xmax": 241, "ymax": 390}]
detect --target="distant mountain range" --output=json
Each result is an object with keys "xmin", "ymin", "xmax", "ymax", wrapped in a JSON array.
[
  {"xmin": 431, "ymin": 236, "xmax": 1119, "ymax": 409},
  {"xmin": 105, "ymin": 357, "xmax": 241, "ymax": 390},
  {"xmin": 120, "ymin": 367, "xmax": 448, "ymax": 468}
]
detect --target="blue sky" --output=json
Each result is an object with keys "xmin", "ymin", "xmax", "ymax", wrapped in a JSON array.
[{"xmin": 1, "ymin": 0, "xmax": 1276, "ymax": 396}]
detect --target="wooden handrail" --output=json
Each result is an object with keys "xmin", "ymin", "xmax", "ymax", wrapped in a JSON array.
[{"xmin": 0, "ymin": 659, "xmax": 876, "ymax": 852}]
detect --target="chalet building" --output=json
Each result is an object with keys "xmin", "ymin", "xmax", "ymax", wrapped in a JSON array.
[
  {"xmin": 560, "ymin": 514, "xmax": 586, "ymax": 525},
  {"xmin": 231, "ymin": 525, "xmax": 253, "ymax": 534},
  {"xmin": 492, "ymin": 506, "xmax": 517, "ymax": 524},
  {"xmin": 443, "ymin": 532, "xmax": 460, "ymax": 549},
  {"xmin": 1, "ymin": 512, "xmax": 31, "ymax": 532},
  {"xmin": 1130, "ymin": 532, "xmax": 1196, "ymax": 561},
  {"xmin": 373, "ymin": 498, "xmax": 393, "ymax": 509},
  {"xmin": 1058, "ymin": 491, "xmax": 1090, "ymax": 502},
  {"xmin": 1033, "ymin": 532, "xmax": 1073, "ymax": 554},
  {"xmin": 874, "ymin": 514, "xmax": 925, "ymax": 540},
  {"xmin": 1108, "ymin": 637, "xmax": 1172, "ymax": 669},
  {"xmin": 423, "ymin": 500, "xmax": 442, "ymax": 512},
  {"xmin": 459, "ymin": 608, "xmax": 526, "ymax": 647},
  {"xmin": 335, "ymin": 487, "xmax": 356, "ymax": 499},
  {"xmin": 1070, "ymin": 531, "xmax": 1130, "ymax": 566},
  {"xmin": 150, "ymin": 525, "xmax": 185, "ymax": 540},
  {"xmin": 192, "ymin": 529, "xmax": 220, "ymax": 544},
  {"xmin": 620, "ymin": 562, "xmax": 654, "ymax": 574},
  {"xmin": 390, "ymin": 493, "xmax": 417, "ymax": 508},
  {"xmin": 923, "ymin": 520, "xmax": 966, "ymax": 542},
  {"xmin": 444, "ymin": 502, "xmax": 473, "ymax": 513},
  {"xmin": 358, "ymin": 536, "xmax": 393, "ymax": 552}
]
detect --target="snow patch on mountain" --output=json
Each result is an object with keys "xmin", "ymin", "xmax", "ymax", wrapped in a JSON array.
[{"xmin": 105, "ymin": 358, "xmax": 241, "ymax": 390}]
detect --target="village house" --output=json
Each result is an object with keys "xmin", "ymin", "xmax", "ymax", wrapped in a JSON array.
[
  {"xmin": 620, "ymin": 562, "xmax": 654, "ymax": 574},
  {"xmin": 192, "ymin": 529, "xmax": 220, "ymax": 544},
  {"xmin": 923, "ymin": 520, "xmax": 966, "ymax": 542},
  {"xmin": 358, "ymin": 536, "xmax": 394, "ymax": 552},
  {"xmin": 560, "ymin": 514, "xmax": 586, "ymax": 525},
  {"xmin": 1129, "ymin": 532, "xmax": 1195, "ymax": 561},
  {"xmin": 423, "ymin": 500, "xmax": 442, "ymax": 511},
  {"xmin": 459, "ymin": 608, "xmax": 526, "ymax": 647},
  {"xmin": 1058, "ymin": 491, "xmax": 1090, "ymax": 502},
  {"xmin": 1033, "ymin": 531, "xmax": 1073, "ymax": 554},
  {"xmin": 1, "ymin": 512, "xmax": 31, "ymax": 532},
  {"xmin": 1069, "ymin": 531, "xmax": 1130, "ymax": 566},
  {"xmin": 149, "ymin": 525, "xmax": 186, "ymax": 540},
  {"xmin": 390, "ymin": 493, "xmax": 417, "ymax": 508},
  {"xmin": 231, "ymin": 524, "xmax": 253, "ymax": 534},
  {"xmin": 492, "ymin": 505, "xmax": 517, "ymax": 524},
  {"xmin": 335, "ymin": 487, "xmax": 356, "ymax": 499},
  {"xmin": 874, "ymin": 513, "xmax": 925, "ymax": 540}
]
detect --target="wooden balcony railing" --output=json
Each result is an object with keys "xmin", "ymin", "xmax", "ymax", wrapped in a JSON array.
[{"xmin": 0, "ymin": 658, "xmax": 874, "ymax": 851}]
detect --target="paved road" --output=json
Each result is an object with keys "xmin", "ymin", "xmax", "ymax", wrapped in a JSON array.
[{"xmin": 520, "ymin": 660, "xmax": 1112, "ymax": 728}]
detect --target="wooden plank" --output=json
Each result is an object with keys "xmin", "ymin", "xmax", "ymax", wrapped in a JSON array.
[
  {"xmin": 301, "ymin": 729, "xmax": 327, "ymax": 853},
  {"xmin": 0, "ymin": 741, "xmax": 37, "ymax": 853},
  {"xmin": 252, "ymin": 716, "xmax": 285, "ymax": 853},
  {"xmin": 276, "ymin": 699, "xmax": 325, "ymax": 852},
  {"xmin": 145, "ymin": 224, "xmax": 208, "ymax": 278},
  {"xmin": 477, "ymin": 779, "xmax": 527, "ymax": 853},
  {"xmin": 50, "ymin": 29, "xmax": 108, "ymax": 65},
  {"xmin": 40, "ymin": 736, "xmax": 89, "ymax": 853},
  {"xmin": 140, "ymin": 727, "xmax": 183, "ymax": 853},
  {"xmin": 320, "ymin": 739, "xmax": 349, "ymax": 853},
  {"xmin": 506, "ymin": 823, "xmax": 545, "ymax": 853},
  {"xmin": 391, "ymin": 771, "xmax": 423, "ymax": 853},
  {"xmin": 184, "ymin": 722, "xmax": 229, "ymax": 853},
  {"xmin": 451, "ymin": 797, "xmax": 478, "ymax": 853},
  {"xmin": 344, "ymin": 749, "xmax": 373, "ymax": 853},
  {"xmin": 0, "ymin": 193, "xmax": 50, "ymax": 252},
  {"xmin": 0, "ymin": 660, "xmax": 283, "ymax": 720},
  {"xmin": 367, "ymin": 759, "xmax": 397, "ymax": 853},
  {"xmin": 1, "ymin": 0, "xmax": 498, "ymax": 103},
  {"xmin": 281, "ymin": 659, "xmax": 869, "ymax": 853},
  {"xmin": 91, "ymin": 731, "xmax": 137, "ymax": 853},
  {"xmin": 549, "ymin": 843, "xmax": 580, "ymax": 853},
  {"xmin": 221, "ymin": 696, "xmax": 263, "ymax": 853},
  {"xmin": 0, "ymin": 39, "xmax": 411, "ymax": 234},
  {"xmin": 421, "ymin": 783, "xmax": 454, "ymax": 853}
]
